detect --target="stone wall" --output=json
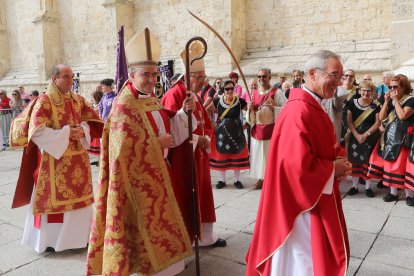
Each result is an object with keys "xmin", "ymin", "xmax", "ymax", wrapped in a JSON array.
[{"xmin": 0, "ymin": 0, "xmax": 414, "ymax": 97}]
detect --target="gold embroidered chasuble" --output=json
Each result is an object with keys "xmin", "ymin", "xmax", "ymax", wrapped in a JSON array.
[
  {"xmin": 10, "ymin": 81, "xmax": 103, "ymax": 215},
  {"xmin": 86, "ymin": 86, "xmax": 192, "ymax": 276}
]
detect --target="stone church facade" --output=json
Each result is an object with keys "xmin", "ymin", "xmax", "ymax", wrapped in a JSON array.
[{"xmin": 1, "ymin": 0, "xmax": 414, "ymax": 95}]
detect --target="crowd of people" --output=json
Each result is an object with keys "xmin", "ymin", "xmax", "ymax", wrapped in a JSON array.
[{"xmin": 3, "ymin": 25, "xmax": 414, "ymax": 275}]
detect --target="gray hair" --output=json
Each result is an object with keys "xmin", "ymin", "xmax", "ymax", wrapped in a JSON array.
[
  {"xmin": 303, "ymin": 50, "xmax": 341, "ymax": 76},
  {"xmin": 258, "ymin": 68, "xmax": 271, "ymax": 76},
  {"xmin": 51, "ymin": 64, "xmax": 70, "ymax": 77},
  {"xmin": 383, "ymin": 71, "xmax": 395, "ymax": 78},
  {"xmin": 0, "ymin": 90, "xmax": 6, "ymax": 95}
]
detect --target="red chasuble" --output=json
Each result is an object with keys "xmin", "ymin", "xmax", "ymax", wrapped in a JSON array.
[
  {"xmin": 86, "ymin": 82, "xmax": 192, "ymax": 276},
  {"xmin": 246, "ymin": 88, "xmax": 349, "ymax": 276},
  {"xmin": 9, "ymin": 81, "xmax": 103, "ymax": 215},
  {"xmin": 162, "ymin": 80, "xmax": 216, "ymax": 240}
]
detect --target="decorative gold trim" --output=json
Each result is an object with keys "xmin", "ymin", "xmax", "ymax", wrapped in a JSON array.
[
  {"xmin": 119, "ymin": 87, "xmax": 192, "ymax": 271},
  {"xmin": 49, "ymin": 152, "xmax": 94, "ymax": 207}
]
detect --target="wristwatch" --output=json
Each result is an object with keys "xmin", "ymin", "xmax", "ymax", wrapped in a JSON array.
[{"xmin": 367, "ymin": 132, "xmax": 371, "ymax": 136}]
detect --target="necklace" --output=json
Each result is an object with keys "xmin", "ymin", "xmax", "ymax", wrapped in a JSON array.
[{"xmin": 357, "ymin": 98, "xmax": 371, "ymax": 108}]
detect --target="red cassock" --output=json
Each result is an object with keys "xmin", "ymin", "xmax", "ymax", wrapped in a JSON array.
[
  {"xmin": 245, "ymin": 88, "xmax": 350, "ymax": 275},
  {"xmin": 162, "ymin": 80, "xmax": 216, "ymax": 239}
]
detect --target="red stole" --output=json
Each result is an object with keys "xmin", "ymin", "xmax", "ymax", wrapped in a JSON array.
[
  {"xmin": 251, "ymin": 87, "xmax": 277, "ymax": 140},
  {"xmin": 245, "ymin": 88, "xmax": 349, "ymax": 275}
]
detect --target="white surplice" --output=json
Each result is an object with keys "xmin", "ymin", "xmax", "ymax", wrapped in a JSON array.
[{"xmin": 22, "ymin": 121, "xmax": 92, "ymax": 253}]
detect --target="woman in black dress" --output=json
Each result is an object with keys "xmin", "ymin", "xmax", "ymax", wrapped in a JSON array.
[
  {"xmin": 346, "ymin": 80, "xmax": 380, "ymax": 197},
  {"xmin": 209, "ymin": 80, "xmax": 250, "ymax": 189}
]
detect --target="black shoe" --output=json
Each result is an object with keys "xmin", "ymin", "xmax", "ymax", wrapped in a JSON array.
[
  {"xmin": 359, "ymin": 178, "xmax": 366, "ymax": 185},
  {"xmin": 377, "ymin": 180, "xmax": 385, "ymax": 188},
  {"xmin": 365, "ymin": 188, "xmax": 375, "ymax": 198},
  {"xmin": 406, "ymin": 197, "xmax": 414, "ymax": 207},
  {"xmin": 216, "ymin": 181, "xmax": 226, "ymax": 189},
  {"xmin": 90, "ymin": 161, "xmax": 98, "ymax": 166},
  {"xmin": 210, "ymin": 238, "xmax": 227, "ymax": 247},
  {"xmin": 45, "ymin": 247, "xmax": 55, "ymax": 252},
  {"xmin": 383, "ymin": 193, "xmax": 398, "ymax": 202},
  {"xmin": 234, "ymin": 181, "xmax": 243, "ymax": 189},
  {"xmin": 347, "ymin": 187, "xmax": 359, "ymax": 195}
]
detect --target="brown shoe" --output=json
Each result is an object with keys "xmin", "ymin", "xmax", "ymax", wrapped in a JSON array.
[{"xmin": 251, "ymin": 179, "xmax": 263, "ymax": 190}]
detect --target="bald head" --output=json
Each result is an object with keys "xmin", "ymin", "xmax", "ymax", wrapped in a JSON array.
[{"xmin": 51, "ymin": 64, "xmax": 74, "ymax": 93}]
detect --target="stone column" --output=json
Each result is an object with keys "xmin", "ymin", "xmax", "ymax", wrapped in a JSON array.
[
  {"xmin": 102, "ymin": 0, "xmax": 134, "ymax": 78},
  {"xmin": 390, "ymin": 0, "xmax": 414, "ymax": 68},
  {"xmin": 32, "ymin": 0, "xmax": 61, "ymax": 81},
  {"xmin": 0, "ymin": 1, "xmax": 10, "ymax": 78}
]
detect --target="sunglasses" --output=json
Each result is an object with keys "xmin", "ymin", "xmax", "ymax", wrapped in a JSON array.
[
  {"xmin": 388, "ymin": 85, "xmax": 399, "ymax": 90},
  {"xmin": 12, "ymin": 94, "xmax": 17, "ymax": 96},
  {"xmin": 344, "ymin": 74, "xmax": 355, "ymax": 78},
  {"xmin": 257, "ymin": 75, "xmax": 268, "ymax": 79},
  {"xmin": 224, "ymin": 87, "xmax": 234, "ymax": 91}
]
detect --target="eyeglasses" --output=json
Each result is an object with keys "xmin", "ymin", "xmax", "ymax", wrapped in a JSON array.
[
  {"xmin": 317, "ymin": 69, "xmax": 342, "ymax": 80},
  {"xmin": 257, "ymin": 75, "xmax": 268, "ymax": 79},
  {"xmin": 364, "ymin": 78, "xmax": 372, "ymax": 81},
  {"xmin": 190, "ymin": 75, "xmax": 207, "ymax": 82},
  {"xmin": 140, "ymin": 72, "xmax": 158, "ymax": 78},
  {"xmin": 224, "ymin": 87, "xmax": 234, "ymax": 91},
  {"xmin": 389, "ymin": 85, "xmax": 399, "ymax": 90},
  {"xmin": 344, "ymin": 74, "xmax": 355, "ymax": 78},
  {"xmin": 360, "ymin": 89, "xmax": 372, "ymax": 93}
]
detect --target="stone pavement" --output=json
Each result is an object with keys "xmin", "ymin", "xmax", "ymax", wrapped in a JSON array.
[{"xmin": 1, "ymin": 148, "xmax": 414, "ymax": 275}]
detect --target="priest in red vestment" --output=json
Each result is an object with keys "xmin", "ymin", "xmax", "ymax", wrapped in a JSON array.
[
  {"xmin": 9, "ymin": 64, "xmax": 103, "ymax": 253},
  {"xmin": 246, "ymin": 50, "xmax": 351, "ymax": 276},
  {"xmin": 161, "ymin": 41, "xmax": 227, "ymax": 248},
  {"xmin": 86, "ymin": 28, "xmax": 197, "ymax": 276}
]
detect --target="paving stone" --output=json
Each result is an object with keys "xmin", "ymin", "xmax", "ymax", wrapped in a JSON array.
[
  {"xmin": 178, "ymin": 254, "xmax": 246, "ymax": 276},
  {"xmin": 342, "ymin": 188, "xmax": 393, "ymax": 213},
  {"xmin": 224, "ymin": 190, "xmax": 261, "ymax": 212},
  {"xmin": 356, "ymin": 260, "xmax": 414, "ymax": 276},
  {"xmin": 0, "ymin": 205, "xmax": 27, "ymax": 229},
  {"xmin": 343, "ymin": 208, "xmax": 388, "ymax": 233},
  {"xmin": 0, "ymin": 240, "xmax": 43, "ymax": 274},
  {"xmin": 212, "ymin": 189, "xmax": 249, "ymax": 208},
  {"xmin": 212, "ymin": 225, "xmax": 238, "ymax": 241},
  {"xmin": 209, "ymin": 232, "xmax": 251, "ymax": 264},
  {"xmin": 214, "ymin": 205, "xmax": 257, "ymax": 232},
  {"xmin": 348, "ymin": 230, "xmax": 376, "ymax": 259},
  {"xmin": 389, "ymin": 199, "xmax": 414, "ymax": 219},
  {"xmin": 5, "ymin": 248, "xmax": 87, "ymax": 276},
  {"xmin": 365, "ymin": 236, "xmax": 414, "ymax": 271},
  {"xmin": 0, "ymin": 224, "xmax": 22, "ymax": 246},
  {"xmin": 381, "ymin": 216, "xmax": 414, "ymax": 241},
  {"xmin": 347, "ymin": 257, "xmax": 362, "ymax": 276},
  {"xmin": 243, "ymin": 222, "xmax": 255, "ymax": 235}
]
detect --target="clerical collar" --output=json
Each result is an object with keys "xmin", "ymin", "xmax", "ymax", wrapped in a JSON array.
[
  {"xmin": 303, "ymin": 87, "xmax": 323, "ymax": 102},
  {"xmin": 132, "ymin": 84, "xmax": 150, "ymax": 98}
]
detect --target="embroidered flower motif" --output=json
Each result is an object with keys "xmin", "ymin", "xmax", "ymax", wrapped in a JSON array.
[{"xmin": 370, "ymin": 102, "xmax": 377, "ymax": 109}]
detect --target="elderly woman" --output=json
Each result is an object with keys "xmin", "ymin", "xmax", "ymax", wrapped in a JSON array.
[
  {"xmin": 369, "ymin": 75, "xmax": 414, "ymax": 206},
  {"xmin": 346, "ymin": 80, "xmax": 381, "ymax": 197},
  {"xmin": 10, "ymin": 89, "xmax": 27, "ymax": 118},
  {"xmin": 209, "ymin": 80, "xmax": 250, "ymax": 189}
]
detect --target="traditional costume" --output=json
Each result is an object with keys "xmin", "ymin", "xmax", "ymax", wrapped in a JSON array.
[
  {"xmin": 340, "ymin": 85, "xmax": 359, "ymax": 146},
  {"xmin": 9, "ymin": 80, "xmax": 103, "ymax": 253},
  {"xmin": 246, "ymin": 88, "xmax": 349, "ymax": 276},
  {"xmin": 246, "ymin": 86, "xmax": 278, "ymax": 180},
  {"xmin": 209, "ymin": 95, "xmax": 249, "ymax": 188},
  {"xmin": 86, "ymin": 29, "xmax": 194, "ymax": 276},
  {"xmin": 369, "ymin": 96, "xmax": 414, "ymax": 203},
  {"xmin": 346, "ymin": 99, "xmax": 380, "ymax": 196},
  {"xmin": 161, "ymin": 42, "xmax": 220, "ymax": 247}
]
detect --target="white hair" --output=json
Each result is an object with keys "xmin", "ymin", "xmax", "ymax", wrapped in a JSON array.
[{"xmin": 303, "ymin": 50, "xmax": 341, "ymax": 76}]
